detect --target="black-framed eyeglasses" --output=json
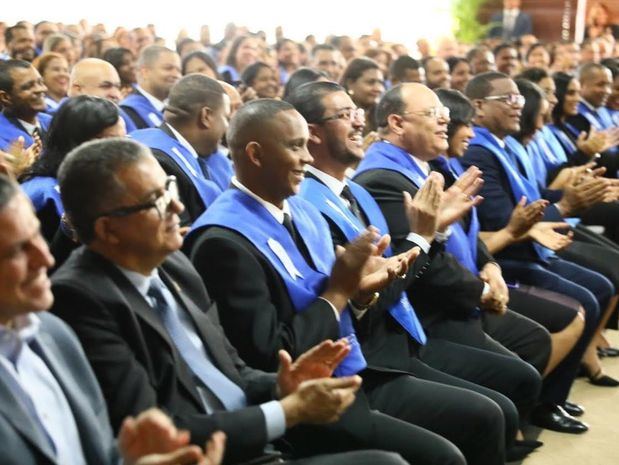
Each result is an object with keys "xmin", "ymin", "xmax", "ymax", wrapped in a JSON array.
[
  {"xmin": 96, "ymin": 176, "xmax": 179, "ymax": 220},
  {"xmin": 317, "ymin": 107, "xmax": 365, "ymax": 124}
]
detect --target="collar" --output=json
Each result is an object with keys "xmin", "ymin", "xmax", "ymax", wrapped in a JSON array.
[
  {"xmin": 136, "ymin": 85, "xmax": 166, "ymax": 112},
  {"xmin": 0, "ymin": 313, "xmax": 41, "ymax": 360},
  {"xmin": 504, "ymin": 8, "xmax": 520, "ymax": 15},
  {"xmin": 580, "ymin": 98, "xmax": 598, "ymax": 112},
  {"xmin": 116, "ymin": 265, "xmax": 159, "ymax": 298},
  {"xmin": 165, "ymin": 123, "xmax": 199, "ymax": 159},
  {"xmin": 306, "ymin": 165, "xmax": 347, "ymax": 196},
  {"xmin": 490, "ymin": 132, "xmax": 506, "ymax": 148},
  {"xmin": 17, "ymin": 118, "xmax": 39, "ymax": 135},
  {"xmin": 381, "ymin": 138, "xmax": 432, "ymax": 175},
  {"xmin": 231, "ymin": 176, "xmax": 290, "ymax": 224}
]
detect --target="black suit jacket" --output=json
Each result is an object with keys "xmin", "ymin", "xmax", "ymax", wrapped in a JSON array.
[
  {"xmin": 186, "ymin": 227, "xmax": 342, "ymax": 372},
  {"xmin": 51, "ymin": 248, "xmax": 277, "ymax": 464},
  {"xmin": 353, "ymin": 168, "xmax": 486, "ymax": 327},
  {"xmin": 149, "ymin": 124, "xmax": 208, "ymax": 226}
]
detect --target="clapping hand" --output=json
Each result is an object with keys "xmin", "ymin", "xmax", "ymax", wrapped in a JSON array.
[
  {"xmin": 527, "ymin": 222, "xmax": 573, "ymax": 251},
  {"xmin": 505, "ymin": 197, "xmax": 547, "ymax": 239},
  {"xmin": 404, "ymin": 171, "xmax": 443, "ymax": 243},
  {"xmin": 438, "ymin": 166, "xmax": 484, "ymax": 231}
]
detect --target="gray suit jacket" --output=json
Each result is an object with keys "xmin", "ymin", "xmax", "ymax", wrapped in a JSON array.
[{"xmin": 0, "ymin": 312, "xmax": 119, "ymax": 465}]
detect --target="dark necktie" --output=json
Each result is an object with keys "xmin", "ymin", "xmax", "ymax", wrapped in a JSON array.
[
  {"xmin": 282, "ymin": 212, "xmax": 298, "ymax": 244},
  {"xmin": 197, "ymin": 157, "xmax": 211, "ymax": 180},
  {"xmin": 340, "ymin": 185, "xmax": 366, "ymax": 226},
  {"xmin": 147, "ymin": 276, "xmax": 247, "ymax": 411},
  {"xmin": 282, "ymin": 212, "xmax": 314, "ymax": 266}
]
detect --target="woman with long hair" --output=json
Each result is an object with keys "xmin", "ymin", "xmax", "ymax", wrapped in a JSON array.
[{"xmin": 340, "ymin": 57, "xmax": 384, "ymax": 135}]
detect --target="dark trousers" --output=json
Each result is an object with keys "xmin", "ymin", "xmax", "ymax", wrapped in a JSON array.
[
  {"xmin": 288, "ymin": 450, "xmax": 408, "ymax": 465},
  {"xmin": 286, "ymin": 389, "xmax": 466, "ymax": 465},
  {"xmin": 421, "ymin": 319, "xmax": 542, "ymax": 427}
]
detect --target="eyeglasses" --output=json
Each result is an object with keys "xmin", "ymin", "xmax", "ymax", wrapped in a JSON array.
[
  {"xmin": 483, "ymin": 93, "xmax": 525, "ymax": 107},
  {"xmin": 401, "ymin": 106, "xmax": 450, "ymax": 121},
  {"xmin": 318, "ymin": 107, "xmax": 365, "ymax": 124},
  {"xmin": 96, "ymin": 176, "xmax": 179, "ymax": 220}
]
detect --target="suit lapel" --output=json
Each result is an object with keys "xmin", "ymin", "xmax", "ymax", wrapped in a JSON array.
[
  {"xmin": 0, "ymin": 372, "xmax": 57, "ymax": 463},
  {"xmin": 34, "ymin": 332, "xmax": 107, "ymax": 465},
  {"xmin": 159, "ymin": 269, "xmax": 245, "ymax": 388}
]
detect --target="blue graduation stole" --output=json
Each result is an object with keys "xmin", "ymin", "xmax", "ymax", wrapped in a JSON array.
[
  {"xmin": 0, "ymin": 112, "xmax": 51, "ymax": 150},
  {"xmin": 130, "ymin": 128, "xmax": 222, "ymax": 210},
  {"xmin": 120, "ymin": 92, "xmax": 163, "ymax": 128},
  {"xmin": 442, "ymin": 157, "xmax": 481, "ymax": 276},
  {"xmin": 190, "ymin": 189, "xmax": 367, "ymax": 376},
  {"xmin": 525, "ymin": 138, "xmax": 549, "ymax": 189},
  {"xmin": 119, "ymin": 107, "xmax": 138, "ymax": 133},
  {"xmin": 20, "ymin": 176, "xmax": 64, "ymax": 216},
  {"xmin": 470, "ymin": 127, "xmax": 553, "ymax": 261},
  {"xmin": 606, "ymin": 107, "xmax": 619, "ymax": 126},
  {"xmin": 547, "ymin": 124, "xmax": 578, "ymax": 155},
  {"xmin": 299, "ymin": 176, "xmax": 426, "ymax": 345},
  {"xmin": 578, "ymin": 104, "xmax": 619, "ymax": 155},
  {"xmin": 539, "ymin": 126, "xmax": 569, "ymax": 165},
  {"xmin": 201, "ymin": 150, "xmax": 234, "ymax": 192},
  {"xmin": 218, "ymin": 65, "xmax": 240, "ymax": 83}
]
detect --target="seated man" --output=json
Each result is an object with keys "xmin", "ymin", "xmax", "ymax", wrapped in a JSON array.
[
  {"xmin": 0, "ymin": 173, "xmax": 225, "ymax": 465},
  {"xmin": 0, "ymin": 60, "xmax": 50, "ymax": 151},
  {"xmin": 121, "ymin": 45, "xmax": 182, "ymax": 129},
  {"xmin": 132, "ymin": 74, "xmax": 231, "ymax": 226},
  {"xmin": 186, "ymin": 98, "xmax": 492, "ymax": 465},
  {"xmin": 51, "ymin": 137, "xmax": 407, "ymax": 465},
  {"xmin": 353, "ymin": 83, "xmax": 543, "ymax": 428}
]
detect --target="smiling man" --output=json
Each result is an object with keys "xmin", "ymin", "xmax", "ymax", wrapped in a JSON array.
[{"xmin": 0, "ymin": 60, "xmax": 51, "ymax": 151}]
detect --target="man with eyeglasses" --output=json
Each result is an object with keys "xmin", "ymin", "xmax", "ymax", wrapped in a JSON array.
[
  {"xmin": 132, "ymin": 74, "xmax": 231, "ymax": 227},
  {"xmin": 49, "ymin": 137, "xmax": 410, "ymax": 465},
  {"xmin": 462, "ymin": 71, "xmax": 615, "ymax": 433},
  {"xmin": 287, "ymin": 80, "xmax": 524, "ymax": 465},
  {"xmin": 353, "ymin": 82, "xmax": 545, "ymax": 443},
  {"xmin": 68, "ymin": 58, "xmax": 138, "ymax": 132}
]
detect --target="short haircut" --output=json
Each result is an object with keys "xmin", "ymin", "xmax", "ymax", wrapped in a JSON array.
[
  {"xmin": 227, "ymin": 99, "xmax": 295, "ymax": 159},
  {"xmin": 0, "ymin": 59, "xmax": 31, "ymax": 93},
  {"xmin": 435, "ymin": 88, "xmax": 475, "ymax": 140},
  {"xmin": 275, "ymin": 38, "xmax": 298, "ymax": 52},
  {"xmin": 181, "ymin": 50, "xmax": 218, "ymax": 77},
  {"xmin": 340, "ymin": 57, "xmax": 379, "ymax": 88},
  {"xmin": 137, "ymin": 45, "xmax": 174, "ymax": 68},
  {"xmin": 517, "ymin": 67, "xmax": 549, "ymax": 83},
  {"xmin": 466, "ymin": 46, "xmax": 490, "ymax": 62},
  {"xmin": 283, "ymin": 67, "xmax": 328, "ymax": 99},
  {"xmin": 390, "ymin": 56, "xmax": 420, "ymax": 81},
  {"xmin": 5, "ymin": 24, "xmax": 29, "ymax": 44},
  {"xmin": 311, "ymin": 43, "xmax": 335, "ymax": 57},
  {"xmin": 375, "ymin": 85, "xmax": 406, "ymax": 128},
  {"xmin": 58, "ymin": 138, "xmax": 150, "ymax": 244},
  {"xmin": 514, "ymin": 78, "xmax": 544, "ymax": 141},
  {"xmin": 165, "ymin": 74, "xmax": 224, "ymax": 124},
  {"xmin": 464, "ymin": 71, "xmax": 509, "ymax": 99},
  {"xmin": 241, "ymin": 61, "xmax": 272, "ymax": 87},
  {"xmin": 34, "ymin": 20, "xmax": 54, "ymax": 31},
  {"xmin": 493, "ymin": 42, "xmax": 518, "ymax": 58},
  {"xmin": 0, "ymin": 174, "xmax": 19, "ymax": 212},
  {"xmin": 286, "ymin": 81, "xmax": 344, "ymax": 123},
  {"xmin": 578, "ymin": 62, "xmax": 610, "ymax": 82},
  {"xmin": 176, "ymin": 37, "xmax": 199, "ymax": 55}
]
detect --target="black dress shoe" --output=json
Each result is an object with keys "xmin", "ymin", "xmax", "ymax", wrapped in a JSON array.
[
  {"xmin": 515, "ymin": 439, "xmax": 544, "ymax": 449},
  {"xmin": 564, "ymin": 401, "xmax": 585, "ymax": 417},
  {"xmin": 586, "ymin": 368, "xmax": 619, "ymax": 387},
  {"xmin": 600, "ymin": 347, "xmax": 619, "ymax": 357},
  {"xmin": 531, "ymin": 404, "xmax": 589, "ymax": 434}
]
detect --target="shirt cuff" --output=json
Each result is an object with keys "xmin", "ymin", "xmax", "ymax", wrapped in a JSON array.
[
  {"xmin": 317, "ymin": 296, "xmax": 340, "ymax": 322},
  {"xmin": 482, "ymin": 282, "xmax": 491, "ymax": 297},
  {"xmin": 348, "ymin": 300, "xmax": 369, "ymax": 320},
  {"xmin": 434, "ymin": 226, "xmax": 452, "ymax": 243},
  {"xmin": 405, "ymin": 233, "xmax": 431, "ymax": 254},
  {"xmin": 259, "ymin": 400, "xmax": 287, "ymax": 442}
]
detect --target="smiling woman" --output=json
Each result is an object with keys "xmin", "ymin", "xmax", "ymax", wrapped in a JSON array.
[{"xmin": 33, "ymin": 52, "xmax": 69, "ymax": 110}]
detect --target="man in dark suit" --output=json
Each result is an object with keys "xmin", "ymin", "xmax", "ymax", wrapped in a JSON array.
[
  {"xmin": 488, "ymin": 0, "xmax": 533, "ymax": 41},
  {"xmin": 121, "ymin": 45, "xmax": 181, "ymax": 129},
  {"xmin": 0, "ymin": 173, "xmax": 228, "ymax": 465},
  {"xmin": 186, "ymin": 98, "xmax": 499, "ymax": 465},
  {"xmin": 461, "ymin": 71, "xmax": 615, "ymax": 431},
  {"xmin": 51, "ymin": 137, "xmax": 409, "ymax": 465},
  {"xmin": 0, "ymin": 59, "xmax": 51, "ymax": 151},
  {"xmin": 132, "ymin": 74, "xmax": 232, "ymax": 226},
  {"xmin": 287, "ymin": 80, "xmax": 549, "ymax": 462},
  {"xmin": 352, "ymin": 82, "xmax": 545, "ymax": 430}
]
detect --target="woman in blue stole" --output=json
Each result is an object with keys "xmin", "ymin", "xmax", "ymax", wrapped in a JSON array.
[
  {"xmin": 20, "ymin": 96, "xmax": 127, "ymax": 247},
  {"xmin": 437, "ymin": 89, "xmax": 590, "ymax": 388}
]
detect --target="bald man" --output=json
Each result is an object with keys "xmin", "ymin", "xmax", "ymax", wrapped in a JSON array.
[
  {"xmin": 69, "ymin": 58, "xmax": 137, "ymax": 132},
  {"xmin": 120, "ymin": 45, "xmax": 182, "ymax": 129}
]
